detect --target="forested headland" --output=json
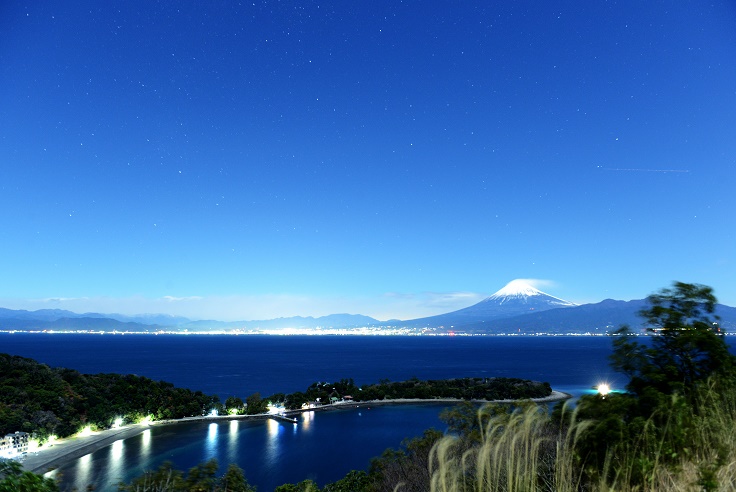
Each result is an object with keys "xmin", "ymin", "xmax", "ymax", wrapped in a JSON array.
[
  {"xmin": 0, "ymin": 353, "xmax": 551, "ymax": 442},
  {"xmin": 278, "ymin": 377, "xmax": 552, "ymax": 410}
]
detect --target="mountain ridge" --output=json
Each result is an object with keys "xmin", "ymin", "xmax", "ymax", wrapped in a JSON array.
[
  {"xmin": 401, "ymin": 280, "xmax": 577, "ymax": 328},
  {"xmin": 2, "ymin": 281, "xmax": 735, "ymax": 334}
]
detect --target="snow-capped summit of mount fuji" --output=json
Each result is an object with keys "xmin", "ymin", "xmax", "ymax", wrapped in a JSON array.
[
  {"xmin": 486, "ymin": 280, "xmax": 577, "ymax": 307},
  {"xmin": 402, "ymin": 280, "xmax": 577, "ymax": 328},
  {"xmin": 488, "ymin": 279, "xmax": 544, "ymax": 298}
]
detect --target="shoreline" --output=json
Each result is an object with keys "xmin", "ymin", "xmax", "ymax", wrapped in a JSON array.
[{"xmin": 22, "ymin": 390, "xmax": 571, "ymax": 475}]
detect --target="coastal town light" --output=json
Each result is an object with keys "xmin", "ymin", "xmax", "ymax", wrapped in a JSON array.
[
  {"xmin": 597, "ymin": 383, "xmax": 611, "ymax": 396},
  {"xmin": 268, "ymin": 403, "xmax": 285, "ymax": 414},
  {"xmin": 78, "ymin": 425, "xmax": 93, "ymax": 437}
]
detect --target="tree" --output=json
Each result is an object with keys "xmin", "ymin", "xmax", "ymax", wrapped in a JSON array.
[
  {"xmin": 225, "ymin": 396, "xmax": 245, "ymax": 415},
  {"xmin": 369, "ymin": 429, "xmax": 443, "ymax": 492},
  {"xmin": 0, "ymin": 461, "xmax": 59, "ymax": 492},
  {"xmin": 274, "ymin": 479, "xmax": 319, "ymax": 492},
  {"xmin": 184, "ymin": 459, "xmax": 219, "ymax": 492},
  {"xmin": 220, "ymin": 463, "xmax": 256, "ymax": 492},
  {"xmin": 572, "ymin": 282, "xmax": 736, "ymax": 487},
  {"xmin": 118, "ymin": 461, "xmax": 184, "ymax": 491},
  {"xmin": 245, "ymin": 392, "xmax": 269, "ymax": 415},
  {"xmin": 323, "ymin": 470, "xmax": 372, "ymax": 492},
  {"xmin": 610, "ymin": 282, "xmax": 735, "ymax": 399}
]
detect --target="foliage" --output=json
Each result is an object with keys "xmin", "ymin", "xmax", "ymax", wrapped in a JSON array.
[
  {"xmin": 117, "ymin": 460, "xmax": 184, "ymax": 491},
  {"xmin": 245, "ymin": 392, "xmax": 269, "ymax": 415},
  {"xmin": 610, "ymin": 282, "xmax": 735, "ymax": 399},
  {"xmin": 368, "ymin": 429, "xmax": 444, "ymax": 492},
  {"xmin": 431, "ymin": 404, "xmax": 558, "ymax": 492},
  {"xmin": 118, "ymin": 459, "xmax": 255, "ymax": 492},
  {"xmin": 566, "ymin": 282, "xmax": 736, "ymax": 489},
  {"xmin": 274, "ymin": 479, "xmax": 319, "ymax": 492},
  {"xmin": 322, "ymin": 470, "xmax": 372, "ymax": 492},
  {"xmin": 0, "ymin": 353, "xmax": 218, "ymax": 440},
  {"xmin": 0, "ymin": 460, "xmax": 59, "ymax": 492},
  {"xmin": 273, "ymin": 429, "xmax": 444, "ymax": 492},
  {"xmin": 416, "ymin": 282, "xmax": 736, "ymax": 492},
  {"xmin": 277, "ymin": 377, "xmax": 551, "ymax": 410},
  {"xmin": 569, "ymin": 282, "xmax": 736, "ymax": 486},
  {"xmin": 439, "ymin": 400, "xmax": 521, "ymax": 444},
  {"xmin": 224, "ymin": 396, "xmax": 245, "ymax": 415}
]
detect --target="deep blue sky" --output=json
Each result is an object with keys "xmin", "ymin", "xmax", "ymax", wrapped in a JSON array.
[{"xmin": 2, "ymin": 1, "xmax": 735, "ymax": 321}]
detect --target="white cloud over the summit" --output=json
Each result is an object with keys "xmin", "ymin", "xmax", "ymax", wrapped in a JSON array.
[{"xmin": 515, "ymin": 278, "xmax": 557, "ymax": 290}]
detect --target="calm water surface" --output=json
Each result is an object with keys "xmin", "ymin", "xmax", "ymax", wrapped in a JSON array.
[
  {"xmin": 2, "ymin": 334, "xmax": 623, "ymax": 491},
  {"xmin": 0, "ymin": 334, "xmax": 621, "ymax": 397},
  {"xmin": 46, "ymin": 405, "xmax": 449, "ymax": 491}
]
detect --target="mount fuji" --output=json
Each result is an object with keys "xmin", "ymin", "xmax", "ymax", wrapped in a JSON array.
[{"xmin": 402, "ymin": 279, "xmax": 577, "ymax": 329}]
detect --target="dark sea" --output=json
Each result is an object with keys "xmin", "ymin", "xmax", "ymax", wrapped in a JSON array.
[{"xmin": 2, "ymin": 334, "xmax": 625, "ymax": 491}]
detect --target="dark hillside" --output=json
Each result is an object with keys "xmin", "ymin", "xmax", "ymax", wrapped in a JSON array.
[{"xmin": 0, "ymin": 353, "xmax": 217, "ymax": 440}]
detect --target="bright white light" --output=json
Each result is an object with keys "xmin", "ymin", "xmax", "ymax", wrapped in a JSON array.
[
  {"xmin": 142, "ymin": 428, "xmax": 151, "ymax": 446},
  {"xmin": 111, "ymin": 439, "xmax": 124, "ymax": 460},
  {"xmin": 597, "ymin": 383, "xmax": 611, "ymax": 396},
  {"xmin": 267, "ymin": 403, "xmax": 285, "ymax": 414},
  {"xmin": 112, "ymin": 417, "xmax": 123, "ymax": 428},
  {"xmin": 140, "ymin": 415, "xmax": 153, "ymax": 426},
  {"xmin": 210, "ymin": 409, "xmax": 219, "ymax": 417},
  {"xmin": 77, "ymin": 425, "xmax": 94, "ymax": 437},
  {"xmin": 228, "ymin": 408, "xmax": 238, "ymax": 415},
  {"xmin": 206, "ymin": 422, "xmax": 218, "ymax": 454}
]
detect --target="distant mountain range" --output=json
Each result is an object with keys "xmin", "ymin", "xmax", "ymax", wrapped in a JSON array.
[
  {"xmin": 0, "ymin": 308, "xmax": 379, "ymax": 332},
  {"xmin": 1, "ymin": 280, "xmax": 735, "ymax": 334}
]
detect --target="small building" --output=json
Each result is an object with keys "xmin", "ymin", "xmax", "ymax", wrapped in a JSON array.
[{"xmin": 0, "ymin": 432, "xmax": 29, "ymax": 459}]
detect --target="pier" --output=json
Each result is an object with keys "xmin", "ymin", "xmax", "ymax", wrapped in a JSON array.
[{"xmin": 269, "ymin": 414, "xmax": 298, "ymax": 424}]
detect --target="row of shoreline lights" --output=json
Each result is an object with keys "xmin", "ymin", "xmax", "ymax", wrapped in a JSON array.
[{"xmin": 28, "ymin": 414, "xmax": 152, "ymax": 452}]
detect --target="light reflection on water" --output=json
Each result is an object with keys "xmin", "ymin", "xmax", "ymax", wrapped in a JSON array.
[
  {"xmin": 108, "ymin": 439, "xmax": 124, "ymax": 483},
  {"xmin": 76, "ymin": 453, "xmax": 92, "ymax": 488},
  {"xmin": 265, "ymin": 418, "xmax": 282, "ymax": 468},
  {"xmin": 301, "ymin": 410, "xmax": 314, "ymax": 431},
  {"xmin": 205, "ymin": 423, "xmax": 218, "ymax": 460},
  {"xmin": 52, "ymin": 406, "xmax": 447, "ymax": 491},
  {"xmin": 227, "ymin": 420, "xmax": 239, "ymax": 461},
  {"xmin": 140, "ymin": 429, "xmax": 151, "ymax": 462}
]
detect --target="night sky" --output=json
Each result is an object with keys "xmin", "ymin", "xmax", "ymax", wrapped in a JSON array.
[{"xmin": 2, "ymin": 1, "xmax": 735, "ymax": 321}]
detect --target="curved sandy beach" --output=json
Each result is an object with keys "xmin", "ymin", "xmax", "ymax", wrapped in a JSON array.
[
  {"xmin": 21, "ymin": 414, "xmax": 272, "ymax": 475},
  {"xmin": 22, "ymin": 390, "xmax": 571, "ymax": 475}
]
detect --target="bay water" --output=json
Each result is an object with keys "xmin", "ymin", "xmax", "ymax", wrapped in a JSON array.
[{"xmin": 2, "ymin": 334, "xmax": 623, "ymax": 491}]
